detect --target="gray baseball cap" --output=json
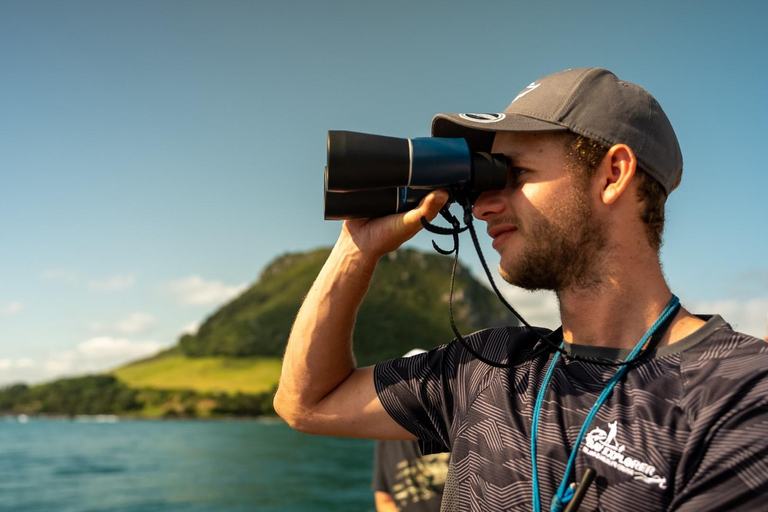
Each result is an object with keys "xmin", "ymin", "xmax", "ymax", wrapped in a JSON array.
[{"xmin": 431, "ymin": 68, "xmax": 683, "ymax": 195}]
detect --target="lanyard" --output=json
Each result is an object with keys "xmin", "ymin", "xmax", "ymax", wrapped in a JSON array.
[{"xmin": 530, "ymin": 295, "xmax": 681, "ymax": 512}]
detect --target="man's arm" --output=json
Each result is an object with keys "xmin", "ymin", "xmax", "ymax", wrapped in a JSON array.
[
  {"xmin": 273, "ymin": 190, "xmax": 449, "ymax": 439},
  {"xmin": 374, "ymin": 491, "xmax": 399, "ymax": 512}
]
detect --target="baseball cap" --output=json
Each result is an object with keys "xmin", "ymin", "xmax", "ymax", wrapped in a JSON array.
[{"xmin": 431, "ymin": 68, "xmax": 683, "ymax": 195}]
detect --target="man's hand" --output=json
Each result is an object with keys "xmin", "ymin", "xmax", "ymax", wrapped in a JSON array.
[{"xmin": 341, "ymin": 190, "xmax": 450, "ymax": 261}]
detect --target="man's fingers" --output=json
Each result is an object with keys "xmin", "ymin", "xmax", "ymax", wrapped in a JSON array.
[{"xmin": 403, "ymin": 190, "xmax": 450, "ymax": 227}]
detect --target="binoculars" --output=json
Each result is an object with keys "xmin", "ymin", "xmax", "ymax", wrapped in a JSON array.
[{"xmin": 324, "ymin": 131, "xmax": 509, "ymax": 220}]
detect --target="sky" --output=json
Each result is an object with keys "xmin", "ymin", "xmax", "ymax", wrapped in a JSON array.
[{"xmin": 1, "ymin": 0, "xmax": 767, "ymax": 386}]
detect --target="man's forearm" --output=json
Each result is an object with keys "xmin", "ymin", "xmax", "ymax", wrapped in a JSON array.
[
  {"xmin": 273, "ymin": 190, "xmax": 448, "ymax": 435},
  {"xmin": 274, "ymin": 231, "xmax": 378, "ymax": 424}
]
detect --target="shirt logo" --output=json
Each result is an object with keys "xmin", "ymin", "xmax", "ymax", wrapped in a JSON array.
[
  {"xmin": 458, "ymin": 113, "xmax": 506, "ymax": 123},
  {"xmin": 583, "ymin": 421, "xmax": 668, "ymax": 490},
  {"xmin": 512, "ymin": 81, "xmax": 540, "ymax": 103}
]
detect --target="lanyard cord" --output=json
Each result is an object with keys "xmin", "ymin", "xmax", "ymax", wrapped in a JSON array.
[{"xmin": 531, "ymin": 294, "xmax": 681, "ymax": 512}]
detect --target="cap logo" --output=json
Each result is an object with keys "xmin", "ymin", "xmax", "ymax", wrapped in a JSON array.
[
  {"xmin": 512, "ymin": 82, "xmax": 541, "ymax": 103},
  {"xmin": 458, "ymin": 113, "xmax": 506, "ymax": 123}
]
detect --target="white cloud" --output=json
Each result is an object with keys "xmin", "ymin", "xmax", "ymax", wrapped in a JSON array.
[
  {"xmin": 88, "ymin": 274, "xmax": 135, "ymax": 292},
  {"xmin": 493, "ymin": 281, "xmax": 561, "ymax": 329},
  {"xmin": 76, "ymin": 337, "xmax": 162, "ymax": 361},
  {"xmin": 686, "ymin": 296, "xmax": 768, "ymax": 340},
  {"xmin": 0, "ymin": 358, "xmax": 37, "ymax": 385},
  {"xmin": 115, "ymin": 313, "xmax": 158, "ymax": 334},
  {"xmin": 1, "ymin": 302, "xmax": 24, "ymax": 316},
  {"xmin": 88, "ymin": 313, "xmax": 158, "ymax": 335},
  {"xmin": 40, "ymin": 269, "xmax": 79, "ymax": 284},
  {"xmin": 163, "ymin": 275, "xmax": 247, "ymax": 306},
  {"xmin": 180, "ymin": 321, "xmax": 200, "ymax": 336},
  {"xmin": 39, "ymin": 337, "xmax": 165, "ymax": 381}
]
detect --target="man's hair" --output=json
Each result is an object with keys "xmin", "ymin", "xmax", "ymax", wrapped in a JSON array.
[{"xmin": 561, "ymin": 133, "xmax": 669, "ymax": 252}]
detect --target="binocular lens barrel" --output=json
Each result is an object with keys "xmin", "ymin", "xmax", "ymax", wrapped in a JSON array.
[
  {"xmin": 324, "ymin": 130, "xmax": 508, "ymax": 219},
  {"xmin": 327, "ymin": 131, "xmax": 476, "ymax": 191},
  {"xmin": 324, "ymin": 186, "xmax": 429, "ymax": 220}
]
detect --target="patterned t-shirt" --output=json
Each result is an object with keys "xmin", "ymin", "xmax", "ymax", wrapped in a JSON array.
[{"xmin": 374, "ymin": 315, "xmax": 768, "ymax": 511}]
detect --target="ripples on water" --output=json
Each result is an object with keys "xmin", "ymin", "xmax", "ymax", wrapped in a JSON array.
[{"xmin": 0, "ymin": 417, "xmax": 375, "ymax": 511}]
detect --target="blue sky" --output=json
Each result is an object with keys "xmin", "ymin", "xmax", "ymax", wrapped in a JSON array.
[{"xmin": 1, "ymin": 0, "xmax": 767, "ymax": 385}]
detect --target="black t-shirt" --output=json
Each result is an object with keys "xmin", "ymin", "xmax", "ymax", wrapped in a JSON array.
[
  {"xmin": 374, "ymin": 316, "xmax": 768, "ymax": 511},
  {"xmin": 372, "ymin": 439, "xmax": 449, "ymax": 511}
]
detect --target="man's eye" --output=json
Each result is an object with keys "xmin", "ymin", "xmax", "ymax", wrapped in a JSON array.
[{"xmin": 507, "ymin": 167, "xmax": 527, "ymax": 186}]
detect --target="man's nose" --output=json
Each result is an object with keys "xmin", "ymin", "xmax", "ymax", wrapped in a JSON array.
[{"xmin": 472, "ymin": 189, "xmax": 505, "ymax": 220}]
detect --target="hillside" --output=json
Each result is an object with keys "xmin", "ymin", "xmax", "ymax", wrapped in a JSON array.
[
  {"xmin": 179, "ymin": 247, "xmax": 518, "ymax": 366},
  {"xmin": 112, "ymin": 355, "xmax": 281, "ymax": 394}
]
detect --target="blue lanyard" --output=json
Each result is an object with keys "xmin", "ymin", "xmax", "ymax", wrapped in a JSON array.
[{"xmin": 530, "ymin": 295, "xmax": 681, "ymax": 512}]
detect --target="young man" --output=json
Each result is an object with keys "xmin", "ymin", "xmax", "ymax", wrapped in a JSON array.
[{"xmin": 275, "ymin": 68, "xmax": 768, "ymax": 511}]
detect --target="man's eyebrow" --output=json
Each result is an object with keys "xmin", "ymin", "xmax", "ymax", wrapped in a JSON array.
[{"xmin": 505, "ymin": 154, "xmax": 530, "ymax": 169}]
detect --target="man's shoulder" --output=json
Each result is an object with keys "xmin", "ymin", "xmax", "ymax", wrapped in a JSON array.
[
  {"xmin": 678, "ymin": 316, "xmax": 768, "ymax": 420},
  {"xmin": 678, "ymin": 315, "xmax": 768, "ymax": 365},
  {"xmin": 452, "ymin": 325, "xmax": 552, "ymax": 364}
]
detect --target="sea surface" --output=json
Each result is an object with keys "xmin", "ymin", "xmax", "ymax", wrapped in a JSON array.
[{"xmin": 0, "ymin": 417, "xmax": 376, "ymax": 512}]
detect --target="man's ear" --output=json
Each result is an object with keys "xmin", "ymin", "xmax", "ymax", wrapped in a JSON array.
[{"xmin": 599, "ymin": 144, "xmax": 637, "ymax": 205}]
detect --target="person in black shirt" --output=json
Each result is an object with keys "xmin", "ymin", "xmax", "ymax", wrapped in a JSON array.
[
  {"xmin": 274, "ymin": 68, "xmax": 768, "ymax": 511},
  {"xmin": 372, "ymin": 439, "xmax": 449, "ymax": 512},
  {"xmin": 372, "ymin": 350, "xmax": 449, "ymax": 512}
]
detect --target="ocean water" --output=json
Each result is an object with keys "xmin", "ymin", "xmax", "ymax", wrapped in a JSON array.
[{"xmin": 0, "ymin": 417, "xmax": 376, "ymax": 512}]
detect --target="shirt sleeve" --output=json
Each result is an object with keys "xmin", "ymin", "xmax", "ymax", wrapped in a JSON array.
[
  {"xmin": 374, "ymin": 343, "xmax": 457, "ymax": 455},
  {"xmin": 373, "ymin": 327, "xmax": 520, "ymax": 455},
  {"xmin": 672, "ymin": 334, "xmax": 768, "ymax": 511},
  {"xmin": 671, "ymin": 397, "xmax": 768, "ymax": 511}
]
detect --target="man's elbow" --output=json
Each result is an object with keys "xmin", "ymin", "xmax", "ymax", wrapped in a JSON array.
[{"xmin": 273, "ymin": 388, "xmax": 316, "ymax": 433}]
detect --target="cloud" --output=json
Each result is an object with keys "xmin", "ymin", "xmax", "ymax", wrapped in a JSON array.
[
  {"xmin": 180, "ymin": 321, "xmax": 200, "ymax": 336},
  {"xmin": 75, "ymin": 337, "xmax": 162, "ymax": 360},
  {"xmin": 0, "ymin": 358, "xmax": 37, "ymax": 385},
  {"xmin": 163, "ymin": 275, "xmax": 247, "ymax": 306},
  {"xmin": 476, "ymin": 273, "xmax": 561, "ymax": 329},
  {"xmin": 115, "ymin": 313, "xmax": 158, "ymax": 334},
  {"xmin": 40, "ymin": 269, "xmax": 79, "ymax": 284},
  {"xmin": 88, "ymin": 274, "xmax": 135, "ymax": 292},
  {"xmin": 1, "ymin": 302, "xmax": 24, "ymax": 316},
  {"xmin": 686, "ymin": 296, "xmax": 768, "ymax": 339},
  {"xmin": 39, "ymin": 337, "xmax": 165, "ymax": 381}
]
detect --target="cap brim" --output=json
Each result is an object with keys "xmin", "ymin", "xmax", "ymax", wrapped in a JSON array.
[{"xmin": 431, "ymin": 113, "xmax": 568, "ymax": 152}]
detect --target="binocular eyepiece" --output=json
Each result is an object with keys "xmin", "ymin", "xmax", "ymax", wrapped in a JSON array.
[{"xmin": 324, "ymin": 131, "xmax": 508, "ymax": 220}]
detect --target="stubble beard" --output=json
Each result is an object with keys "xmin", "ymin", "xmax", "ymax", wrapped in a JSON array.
[{"xmin": 498, "ymin": 186, "xmax": 609, "ymax": 293}]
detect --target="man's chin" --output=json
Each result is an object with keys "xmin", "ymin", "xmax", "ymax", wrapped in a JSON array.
[{"xmin": 498, "ymin": 262, "xmax": 556, "ymax": 292}]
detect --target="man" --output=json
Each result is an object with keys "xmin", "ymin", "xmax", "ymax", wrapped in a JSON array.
[{"xmin": 275, "ymin": 68, "xmax": 768, "ymax": 511}]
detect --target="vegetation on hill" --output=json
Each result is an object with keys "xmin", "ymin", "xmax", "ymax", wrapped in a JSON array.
[
  {"xmin": 0, "ymin": 374, "xmax": 276, "ymax": 418},
  {"xmin": 0, "ymin": 376, "xmax": 141, "ymax": 416},
  {"xmin": 179, "ymin": 247, "xmax": 517, "ymax": 366}
]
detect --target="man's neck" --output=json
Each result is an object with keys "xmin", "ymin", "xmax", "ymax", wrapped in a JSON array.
[{"xmin": 556, "ymin": 257, "xmax": 704, "ymax": 350}]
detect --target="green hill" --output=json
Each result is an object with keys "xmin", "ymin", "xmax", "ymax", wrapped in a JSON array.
[{"xmin": 179, "ymin": 247, "xmax": 517, "ymax": 366}]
